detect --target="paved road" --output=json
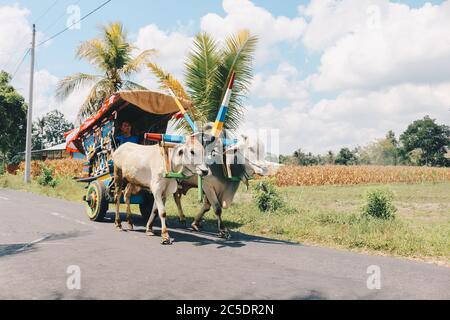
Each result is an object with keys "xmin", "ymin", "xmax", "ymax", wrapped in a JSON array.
[{"xmin": 0, "ymin": 189, "xmax": 449, "ymax": 300}]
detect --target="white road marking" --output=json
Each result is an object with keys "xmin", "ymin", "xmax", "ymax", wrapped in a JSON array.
[
  {"xmin": 16, "ymin": 235, "xmax": 51, "ymax": 252},
  {"xmin": 28, "ymin": 236, "xmax": 50, "ymax": 245},
  {"xmin": 0, "ymin": 196, "xmax": 9, "ymax": 200}
]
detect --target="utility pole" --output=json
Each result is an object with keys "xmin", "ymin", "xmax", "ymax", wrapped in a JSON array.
[{"xmin": 24, "ymin": 24, "xmax": 36, "ymax": 183}]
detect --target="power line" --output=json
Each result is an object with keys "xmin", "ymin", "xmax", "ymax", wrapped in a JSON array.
[
  {"xmin": 8, "ymin": 0, "xmax": 112, "ymax": 84},
  {"xmin": 37, "ymin": 0, "xmax": 113, "ymax": 47},
  {"xmin": 1, "ymin": 39, "xmax": 30, "ymax": 73},
  {"xmin": 33, "ymin": 0, "xmax": 59, "ymax": 25},
  {"xmin": 11, "ymin": 49, "xmax": 31, "ymax": 81}
]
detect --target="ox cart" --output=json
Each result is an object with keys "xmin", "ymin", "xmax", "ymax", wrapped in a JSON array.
[{"xmin": 65, "ymin": 90, "xmax": 192, "ymax": 222}]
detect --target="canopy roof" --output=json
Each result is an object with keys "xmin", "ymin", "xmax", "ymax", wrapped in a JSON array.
[
  {"xmin": 118, "ymin": 90, "xmax": 192, "ymax": 115},
  {"xmin": 65, "ymin": 90, "xmax": 192, "ymax": 153}
]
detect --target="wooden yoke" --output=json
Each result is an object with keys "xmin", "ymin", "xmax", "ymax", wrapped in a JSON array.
[
  {"xmin": 145, "ymin": 133, "xmax": 191, "ymax": 180},
  {"xmin": 158, "ymin": 142, "xmax": 170, "ymax": 175}
]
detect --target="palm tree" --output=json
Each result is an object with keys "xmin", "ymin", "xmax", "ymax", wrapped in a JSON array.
[
  {"xmin": 56, "ymin": 22, "xmax": 155, "ymax": 122},
  {"xmin": 148, "ymin": 30, "xmax": 258, "ymax": 133}
]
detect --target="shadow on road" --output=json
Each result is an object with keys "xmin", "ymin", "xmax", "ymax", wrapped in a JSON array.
[
  {"xmin": 102, "ymin": 212, "xmax": 301, "ymax": 249},
  {"xmin": 0, "ymin": 231, "xmax": 86, "ymax": 258}
]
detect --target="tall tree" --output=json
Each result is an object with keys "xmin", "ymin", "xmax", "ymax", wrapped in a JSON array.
[
  {"xmin": 293, "ymin": 148, "xmax": 319, "ymax": 166},
  {"xmin": 360, "ymin": 131, "xmax": 400, "ymax": 166},
  {"xmin": 386, "ymin": 130, "xmax": 398, "ymax": 147},
  {"xmin": 32, "ymin": 110, "xmax": 74, "ymax": 150},
  {"xmin": 0, "ymin": 71, "xmax": 27, "ymax": 165},
  {"xmin": 148, "ymin": 30, "xmax": 258, "ymax": 133},
  {"xmin": 400, "ymin": 116, "xmax": 450, "ymax": 167},
  {"xmin": 32, "ymin": 117, "xmax": 46, "ymax": 151},
  {"xmin": 325, "ymin": 150, "xmax": 335, "ymax": 165},
  {"xmin": 56, "ymin": 22, "xmax": 155, "ymax": 122},
  {"xmin": 335, "ymin": 148, "xmax": 358, "ymax": 165}
]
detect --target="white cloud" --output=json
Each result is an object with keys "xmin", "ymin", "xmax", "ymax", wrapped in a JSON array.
[
  {"xmin": 132, "ymin": 0, "xmax": 307, "ymax": 89},
  {"xmin": 132, "ymin": 23, "xmax": 193, "ymax": 94},
  {"xmin": 243, "ymin": 82, "xmax": 450, "ymax": 154},
  {"xmin": 52, "ymin": 85, "xmax": 92, "ymax": 123},
  {"xmin": 0, "ymin": 5, "xmax": 31, "ymax": 73},
  {"xmin": 13, "ymin": 67, "xmax": 86, "ymax": 123},
  {"xmin": 201, "ymin": 0, "xmax": 306, "ymax": 63},
  {"xmin": 134, "ymin": 24, "xmax": 192, "ymax": 76},
  {"xmin": 28, "ymin": 69, "xmax": 58, "ymax": 117},
  {"xmin": 301, "ymin": 0, "xmax": 381, "ymax": 52},
  {"xmin": 251, "ymin": 62, "xmax": 309, "ymax": 102},
  {"xmin": 303, "ymin": 0, "xmax": 450, "ymax": 92},
  {"xmin": 0, "ymin": 5, "xmax": 74, "ymax": 122}
]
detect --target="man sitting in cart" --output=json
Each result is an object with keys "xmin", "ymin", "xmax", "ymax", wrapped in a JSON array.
[{"xmin": 115, "ymin": 121, "xmax": 139, "ymax": 146}]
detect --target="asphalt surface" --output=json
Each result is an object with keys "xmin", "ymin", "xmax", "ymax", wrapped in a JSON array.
[{"xmin": 0, "ymin": 188, "xmax": 449, "ymax": 300}]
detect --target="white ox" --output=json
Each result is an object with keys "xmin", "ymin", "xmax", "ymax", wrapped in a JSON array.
[
  {"xmin": 112, "ymin": 136, "xmax": 208, "ymax": 244},
  {"xmin": 174, "ymin": 132, "xmax": 273, "ymax": 239}
]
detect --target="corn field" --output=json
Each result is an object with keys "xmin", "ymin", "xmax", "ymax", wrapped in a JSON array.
[
  {"xmin": 18, "ymin": 159, "xmax": 83, "ymax": 178},
  {"xmin": 13, "ymin": 160, "xmax": 450, "ymax": 187},
  {"xmin": 275, "ymin": 165, "xmax": 450, "ymax": 187}
]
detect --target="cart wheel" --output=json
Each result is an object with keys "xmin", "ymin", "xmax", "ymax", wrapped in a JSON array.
[
  {"xmin": 85, "ymin": 181, "xmax": 109, "ymax": 221},
  {"xmin": 139, "ymin": 191, "xmax": 154, "ymax": 221}
]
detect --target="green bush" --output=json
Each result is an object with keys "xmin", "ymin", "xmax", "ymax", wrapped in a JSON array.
[
  {"xmin": 362, "ymin": 188, "xmax": 397, "ymax": 219},
  {"xmin": 37, "ymin": 163, "xmax": 59, "ymax": 188},
  {"xmin": 253, "ymin": 180, "xmax": 285, "ymax": 213}
]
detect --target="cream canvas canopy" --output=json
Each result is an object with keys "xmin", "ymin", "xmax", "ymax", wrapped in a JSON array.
[{"xmin": 118, "ymin": 90, "xmax": 192, "ymax": 114}]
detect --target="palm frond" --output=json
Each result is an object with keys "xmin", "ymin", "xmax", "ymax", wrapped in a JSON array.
[
  {"xmin": 62, "ymin": 22, "xmax": 150, "ymax": 120},
  {"xmin": 76, "ymin": 79, "xmax": 115, "ymax": 122},
  {"xmin": 147, "ymin": 62, "xmax": 189, "ymax": 100},
  {"xmin": 76, "ymin": 39, "xmax": 108, "ymax": 71},
  {"xmin": 148, "ymin": 62, "xmax": 200, "ymax": 133},
  {"xmin": 212, "ymin": 29, "xmax": 258, "ymax": 131},
  {"xmin": 55, "ymin": 73, "xmax": 99, "ymax": 101},
  {"xmin": 183, "ymin": 30, "xmax": 258, "ymax": 131},
  {"xmin": 184, "ymin": 32, "xmax": 221, "ymax": 122},
  {"xmin": 102, "ymin": 22, "xmax": 133, "ymax": 72},
  {"xmin": 123, "ymin": 49, "xmax": 157, "ymax": 76}
]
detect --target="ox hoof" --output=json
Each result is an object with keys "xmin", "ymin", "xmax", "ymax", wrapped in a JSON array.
[
  {"xmin": 146, "ymin": 230, "xmax": 155, "ymax": 237},
  {"xmin": 191, "ymin": 222, "xmax": 201, "ymax": 232},
  {"xmin": 127, "ymin": 223, "xmax": 134, "ymax": 231},
  {"xmin": 161, "ymin": 238, "xmax": 172, "ymax": 245},
  {"xmin": 115, "ymin": 224, "xmax": 123, "ymax": 231},
  {"xmin": 218, "ymin": 231, "xmax": 231, "ymax": 240}
]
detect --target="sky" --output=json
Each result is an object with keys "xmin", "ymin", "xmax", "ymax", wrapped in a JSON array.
[{"xmin": 0, "ymin": 0, "xmax": 449, "ymax": 155}]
